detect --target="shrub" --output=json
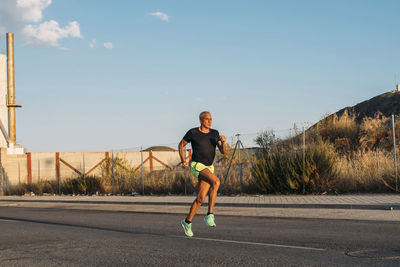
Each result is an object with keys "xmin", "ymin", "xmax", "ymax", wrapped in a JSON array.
[
  {"xmin": 6, "ymin": 180, "xmax": 59, "ymax": 195},
  {"xmin": 7, "ymin": 183, "xmax": 28, "ymax": 195},
  {"xmin": 316, "ymin": 110, "xmax": 360, "ymax": 150},
  {"xmin": 100, "ymin": 156, "xmax": 139, "ymax": 194},
  {"xmin": 37, "ymin": 180, "xmax": 59, "ymax": 194},
  {"xmin": 62, "ymin": 176, "xmax": 103, "ymax": 195},
  {"xmin": 254, "ymin": 129, "xmax": 278, "ymax": 154},
  {"xmin": 252, "ymin": 141, "xmax": 337, "ymax": 194}
]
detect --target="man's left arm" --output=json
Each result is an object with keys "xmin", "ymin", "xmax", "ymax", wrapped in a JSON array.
[{"xmin": 217, "ymin": 135, "xmax": 227, "ymax": 155}]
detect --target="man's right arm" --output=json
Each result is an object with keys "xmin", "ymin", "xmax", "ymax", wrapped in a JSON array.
[{"xmin": 178, "ymin": 139, "xmax": 189, "ymax": 168}]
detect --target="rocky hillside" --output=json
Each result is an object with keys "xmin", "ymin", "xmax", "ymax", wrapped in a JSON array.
[{"xmin": 335, "ymin": 90, "xmax": 400, "ymax": 122}]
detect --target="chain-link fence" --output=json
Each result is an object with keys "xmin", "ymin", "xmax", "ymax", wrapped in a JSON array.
[
  {"xmin": 104, "ymin": 135, "xmax": 260, "ymax": 196},
  {"xmin": 2, "ymin": 113, "xmax": 400, "ymax": 195}
]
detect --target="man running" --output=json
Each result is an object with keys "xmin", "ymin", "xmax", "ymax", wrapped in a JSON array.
[{"xmin": 179, "ymin": 111, "xmax": 226, "ymax": 237}]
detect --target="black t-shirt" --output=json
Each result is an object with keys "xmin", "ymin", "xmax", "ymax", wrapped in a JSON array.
[{"xmin": 183, "ymin": 128, "xmax": 220, "ymax": 166}]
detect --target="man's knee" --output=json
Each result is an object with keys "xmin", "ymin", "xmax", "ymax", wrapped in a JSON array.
[
  {"xmin": 213, "ymin": 178, "xmax": 220, "ymax": 188},
  {"xmin": 195, "ymin": 195, "xmax": 206, "ymax": 204},
  {"xmin": 199, "ymin": 171, "xmax": 220, "ymax": 188}
]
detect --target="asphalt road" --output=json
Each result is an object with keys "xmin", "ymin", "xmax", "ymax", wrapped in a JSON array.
[{"xmin": 0, "ymin": 207, "xmax": 399, "ymax": 266}]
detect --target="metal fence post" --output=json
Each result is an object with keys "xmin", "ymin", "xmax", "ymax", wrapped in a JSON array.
[
  {"xmin": 392, "ymin": 115, "xmax": 398, "ymax": 192},
  {"xmin": 38, "ymin": 160, "xmax": 40, "ymax": 182},
  {"xmin": 302, "ymin": 126, "xmax": 306, "ymax": 194},
  {"xmin": 141, "ymin": 147, "xmax": 144, "ymax": 195},
  {"xmin": 57, "ymin": 154, "xmax": 61, "ymax": 195},
  {"xmin": 111, "ymin": 150, "xmax": 114, "ymax": 195},
  {"xmin": 18, "ymin": 161, "xmax": 20, "ymax": 184},
  {"xmin": 82, "ymin": 152, "xmax": 85, "ymax": 178},
  {"xmin": 2, "ymin": 167, "xmax": 6, "ymax": 195},
  {"xmin": 237, "ymin": 134, "xmax": 242, "ymax": 194}
]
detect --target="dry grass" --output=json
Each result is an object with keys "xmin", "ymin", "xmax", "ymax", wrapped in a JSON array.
[
  {"xmin": 6, "ymin": 180, "xmax": 59, "ymax": 195},
  {"xmin": 215, "ymin": 163, "xmax": 257, "ymax": 194},
  {"xmin": 335, "ymin": 150, "xmax": 396, "ymax": 192},
  {"xmin": 317, "ymin": 110, "xmax": 360, "ymax": 148},
  {"xmin": 97, "ymin": 156, "xmax": 254, "ymax": 195},
  {"xmin": 359, "ymin": 115, "xmax": 390, "ymax": 150},
  {"xmin": 6, "ymin": 112, "xmax": 400, "ymax": 195},
  {"xmin": 144, "ymin": 169, "xmax": 196, "ymax": 195},
  {"xmin": 142, "ymin": 162, "xmax": 256, "ymax": 195},
  {"xmin": 308, "ymin": 112, "xmax": 399, "ymax": 193}
]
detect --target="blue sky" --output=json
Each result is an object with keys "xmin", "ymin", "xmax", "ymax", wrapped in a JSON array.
[{"xmin": 0, "ymin": 0, "xmax": 400, "ymax": 152}]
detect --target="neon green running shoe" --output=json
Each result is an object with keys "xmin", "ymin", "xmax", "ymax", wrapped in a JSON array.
[
  {"xmin": 180, "ymin": 219, "xmax": 193, "ymax": 237},
  {"xmin": 204, "ymin": 214, "xmax": 216, "ymax": 227}
]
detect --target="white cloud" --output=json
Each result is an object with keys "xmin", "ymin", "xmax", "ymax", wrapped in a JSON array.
[
  {"xmin": 0, "ymin": 0, "xmax": 82, "ymax": 48},
  {"xmin": 16, "ymin": 0, "xmax": 52, "ymax": 22},
  {"xmin": 104, "ymin": 42, "xmax": 113, "ymax": 49},
  {"xmin": 59, "ymin": 47, "xmax": 69, "ymax": 51},
  {"xmin": 149, "ymin": 11, "xmax": 170, "ymax": 22},
  {"xmin": 89, "ymin": 39, "xmax": 96, "ymax": 48},
  {"xmin": 22, "ymin": 20, "xmax": 82, "ymax": 46},
  {"xmin": 0, "ymin": 0, "xmax": 51, "ymax": 23}
]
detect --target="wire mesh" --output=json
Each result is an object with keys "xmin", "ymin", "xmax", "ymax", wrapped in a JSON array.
[{"xmin": 2, "ymin": 115, "xmax": 400, "ymax": 195}]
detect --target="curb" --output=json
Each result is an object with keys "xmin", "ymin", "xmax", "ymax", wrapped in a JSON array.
[{"xmin": 0, "ymin": 199, "xmax": 398, "ymax": 210}]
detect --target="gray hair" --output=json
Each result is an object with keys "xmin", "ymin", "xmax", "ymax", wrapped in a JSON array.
[{"xmin": 199, "ymin": 111, "xmax": 211, "ymax": 120}]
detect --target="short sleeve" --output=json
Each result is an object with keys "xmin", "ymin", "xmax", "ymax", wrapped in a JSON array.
[
  {"xmin": 215, "ymin": 130, "xmax": 220, "ymax": 140},
  {"xmin": 183, "ymin": 129, "xmax": 192, "ymax": 142}
]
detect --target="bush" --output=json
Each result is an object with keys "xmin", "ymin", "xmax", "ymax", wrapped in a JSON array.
[
  {"xmin": 315, "ymin": 110, "xmax": 360, "ymax": 151},
  {"xmin": 100, "ymin": 156, "xmax": 139, "ymax": 194},
  {"xmin": 62, "ymin": 176, "xmax": 103, "ymax": 195},
  {"xmin": 7, "ymin": 183, "xmax": 28, "ymax": 195},
  {"xmin": 6, "ymin": 180, "xmax": 59, "ymax": 195},
  {"xmin": 37, "ymin": 180, "xmax": 59, "ymax": 194},
  {"xmin": 252, "ymin": 141, "xmax": 337, "ymax": 194}
]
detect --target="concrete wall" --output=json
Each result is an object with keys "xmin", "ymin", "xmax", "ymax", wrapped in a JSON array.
[
  {"xmin": 0, "ymin": 149, "xmax": 26, "ymax": 186},
  {"xmin": 0, "ymin": 149, "xmax": 187, "ymax": 186},
  {"xmin": 30, "ymin": 152, "xmax": 56, "ymax": 183},
  {"xmin": 0, "ymin": 54, "xmax": 8, "ymax": 148}
]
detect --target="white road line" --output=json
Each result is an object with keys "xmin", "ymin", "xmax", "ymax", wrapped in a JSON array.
[
  {"xmin": 168, "ymin": 235, "xmax": 326, "ymax": 251},
  {"xmin": 0, "ymin": 218, "xmax": 325, "ymax": 251}
]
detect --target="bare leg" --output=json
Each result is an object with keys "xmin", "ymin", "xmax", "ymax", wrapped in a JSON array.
[
  {"xmin": 198, "ymin": 169, "xmax": 220, "ymax": 214},
  {"xmin": 186, "ymin": 180, "xmax": 210, "ymax": 222}
]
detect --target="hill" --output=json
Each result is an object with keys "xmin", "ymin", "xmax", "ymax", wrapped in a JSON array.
[{"xmin": 334, "ymin": 90, "xmax": 400, "ymax": 122}]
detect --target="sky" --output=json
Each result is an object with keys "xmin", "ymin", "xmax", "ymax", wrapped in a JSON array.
[{"xmin": 0, "ymin": 0, "xmax": 400, "ymax": 152}]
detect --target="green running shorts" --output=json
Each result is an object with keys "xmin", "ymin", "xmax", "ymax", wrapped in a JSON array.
[{"xmin": 190, "ymin": 161, "xmax": 214, "ymax": 178}]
